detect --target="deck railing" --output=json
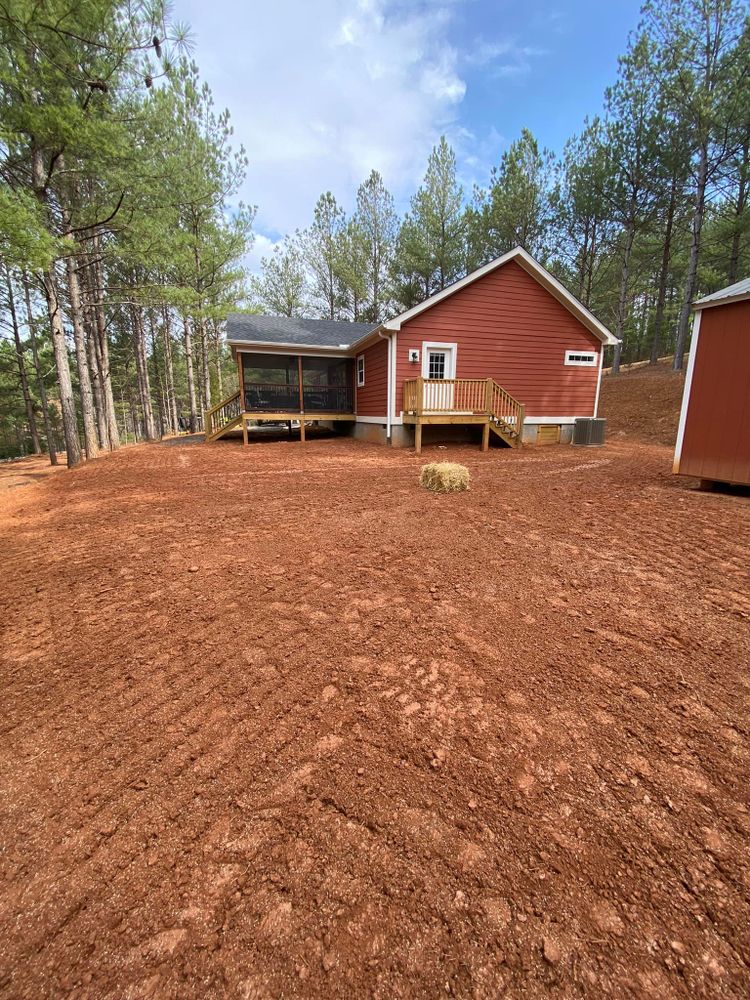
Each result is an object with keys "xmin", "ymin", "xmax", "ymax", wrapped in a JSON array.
[
  {"xmin": 243, "ymin": 382, "xmax": 354, "ymax": 414},
  {"xmin": 205, "ymin": 389, "xmax": 241, "ymax": 438},
  {"xmin": 403, "ymin": 377, "xmax": 525, "ymax": 438}
]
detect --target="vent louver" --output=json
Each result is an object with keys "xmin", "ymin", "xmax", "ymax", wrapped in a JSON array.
[{"xmin": 573, "ymin": 417, "xmax": 606, "ymax": 446}]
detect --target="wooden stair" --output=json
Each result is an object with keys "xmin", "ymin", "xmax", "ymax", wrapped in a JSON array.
[{"xmin": 205, "ymin": 390, "xmax": 242, "ymax": 442}]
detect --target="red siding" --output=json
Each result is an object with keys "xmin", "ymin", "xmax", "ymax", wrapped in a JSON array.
[
  {"xmin": 678, "ymin": 300, "xmax": 750, "ymax": 485},
  {"xmin": 395, "ymin": 260, "xmax": 601, "ymax": 416},
  {"xmin": 356, "ymin": 338, "xmax": 388, "ymax": 416}
]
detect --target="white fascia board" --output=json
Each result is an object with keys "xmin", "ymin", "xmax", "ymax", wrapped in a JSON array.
[
  {"xmin": 230, "ymin": 342, "xmax": 351, "ymax": 356},
  {"xmin": 673, "ymin": 311, "xmax": 701, "ymax": 473},
  {"xmin": 384, "ymin": 246, "xmax": 619, "ymax": 347},
  {"xmin": 693, "ymin": 291, "xmax": 750, "ymax": 310}
]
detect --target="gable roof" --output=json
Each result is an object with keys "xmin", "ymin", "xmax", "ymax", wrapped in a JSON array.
[
  {"xmin": 227, "ymin": 247, "xmax": 617, "ymax": 352},
  {"xmin": 226, "ymin": 314, "xmax": 379, "ymax": 349},
  {"xmin": 382, "ymin": 246, "xmax": 619, "ymax": 346},
  {"xmin": 694, "ymin": 276, "xmax": 750, "ymax": 310}
]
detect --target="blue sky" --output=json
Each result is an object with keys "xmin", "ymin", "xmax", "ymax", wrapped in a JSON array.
[{"xmin": 178, "ymin": 0, "xmax": 643, "ymax": 270}]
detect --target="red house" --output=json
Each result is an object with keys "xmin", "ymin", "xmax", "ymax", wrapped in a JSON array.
[
  {"xmin": 210, "ymin": 247, "xmax": 618, "ymax": 452},
  {"xmin": 673, "ymin": 277, "xmax": 750, "ymax": 487}
]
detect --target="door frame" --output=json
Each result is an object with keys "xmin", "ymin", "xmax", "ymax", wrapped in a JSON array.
[{"xmin": 421, "ymin": 341, "xmax": 458, "ymax": 380}]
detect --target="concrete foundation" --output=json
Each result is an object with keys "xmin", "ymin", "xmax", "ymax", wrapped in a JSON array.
[{"xmin": 350, "ymin": 420, "xmax": 573, "ymax": 448}]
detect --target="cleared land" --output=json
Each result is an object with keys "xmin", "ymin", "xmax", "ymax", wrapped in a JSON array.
[{"xmin": 1, "ymin": 376, "xmax": 749, "ymax": 997}]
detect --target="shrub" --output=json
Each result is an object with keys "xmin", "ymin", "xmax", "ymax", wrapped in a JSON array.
[{"xmin": 419, "ymin": 462, "xmax": 470, "ymax": 493}]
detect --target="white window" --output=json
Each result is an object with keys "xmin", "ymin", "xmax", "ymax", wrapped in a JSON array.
[
  {"xmin": 357, "ymin": 354, "xmax": 365, "ymax": 387},
  {"xmin": 564, "ymin": 350, "xmax": 598, "ymax": 367}
]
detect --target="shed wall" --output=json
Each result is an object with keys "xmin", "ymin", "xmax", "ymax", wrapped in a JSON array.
[
  {"xmin": 677, "ymin": 300, "xmax": 750, "ymax": 485},
  {"xmin": 394, "ymin": 260, "xmax": 602, "ymax": 416}
]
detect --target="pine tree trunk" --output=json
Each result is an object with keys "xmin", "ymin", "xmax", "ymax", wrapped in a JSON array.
[
  {"xmin": 4, "ymin": 267, "xmax": 41, "ymax": 454},
  {"xmin": 183, "ymin": 316, "xmax": 199, "ymax": 432},
  {"xmin": 611, "ymin": 216, "xmax": 637, "ymax": 376},
  {"xmin": 651, "ymin": 176, "xmax": 678, "ymax": 364},
  {"xmin": 584, "ymin": 219, "xmax": 597, "ymax": 308},
  {"xmin": 728, "ymin": 141, "xmax": 748, "ymax": 284},
  {"xmin": 149, "ymin": 311, "xmax": 167, "ymax": 437},
  {"xmin": 674, "ymin": 145, "xmax": 708, "ymax": 371},
  {"xmin": 65, "ymin": 253, "xmax": 99, "ymax": 459},
  {"xmin": 42, "ymin": 267, "xmax": 82, "ymax": 467},
  {"xmin": 80, "ymin": 256, "xmax": 110, "ymax": 448},
  {"xmin": 213, "ymin": 321, "xmax": 223, "ymax": 399},
  {"xmin": 22, "ymin": 274, "xmax": 58, "ymax": 465},
  {"xmin": 199, "ymin": 316, "xmax": 212, "ymax": 412},
  {"xmin": 31, "ymin": 146, "xmax": 81, "ymax": 466},
  {"xmin": 131, "ymin": 305, "xmax": 158, "ymax": 440},
  {"xmin": 162, "ymin": 307, "xmax": 179, "ymax": 435},
  {"xmin": 91, "ymin": 235, "xmax": 120, "ymax": 449}
]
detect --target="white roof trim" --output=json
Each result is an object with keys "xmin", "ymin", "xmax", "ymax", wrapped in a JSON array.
[
  {"xmin": 383, "ymin": 246, "xmax": 619, "ymax": 346},
  {"xmin": 228, "ymin": 325, "xmax": 393, "ymax": 356},
  {"xmin": 693, "ymin": 290, "xmax": 750, "ymax": 310},
  {"xmin": 228, "ymin": 340, "xmax": 356, "ymax": 353}
]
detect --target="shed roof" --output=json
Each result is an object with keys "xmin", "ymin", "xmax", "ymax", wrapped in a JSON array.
[
  {"xmin": 694, "ymin": 276, "xmax": 750, "ymax": 310},
  {"xmin": 226, "ymin": 314, "xmax": 379, "ymax": 349}
]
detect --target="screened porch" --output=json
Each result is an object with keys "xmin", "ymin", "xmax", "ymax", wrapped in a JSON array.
[{"xmin": 240, "ymin": 352, "xmax": 355, "ymax": 415}]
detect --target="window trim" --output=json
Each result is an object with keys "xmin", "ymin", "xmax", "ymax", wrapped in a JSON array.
[
  {"xmin": 356, "ymin": 354, "xmax": 365, "ymax": 387},
  {"xmin": 564, "ymin": 349, "xmax": 598, "ymax": 367}
]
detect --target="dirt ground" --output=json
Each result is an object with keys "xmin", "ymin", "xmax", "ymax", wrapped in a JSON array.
[
  {"xmin": 599, "ymin": 362, "xmax": 686, "ymax": 446},
  {"xmin": 1, "ymin": 406, "xmax": 749, "ymax": 998}
]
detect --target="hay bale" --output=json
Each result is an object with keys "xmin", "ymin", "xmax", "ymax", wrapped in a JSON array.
[{"xmin": 419, "ymin": 462, "xmax": 470, "ymax": 493}]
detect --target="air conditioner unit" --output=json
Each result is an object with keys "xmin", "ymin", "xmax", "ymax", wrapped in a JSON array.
[{"xmin": 573, "ymin": 417, "xmax": 606, "ymax": 446}]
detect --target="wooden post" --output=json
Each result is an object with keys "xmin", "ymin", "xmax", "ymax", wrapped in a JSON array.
[
  {"xmin": 242, "ymin": 415, "xmax": 248, "ymax": 447},
  {"xmin": 415, "ymin": 421, "xmax": 422, "ymax": 455},
  {"xmin": 517, "ymin": 404, "xmax": 525, "ymax": 445},
  {"xmin": 237, "ymin": 352, "xmax": 245, "ymax": 412},
  {"xmin": 485, "ymin": 378, "xmax": 493, "ymax": 415},
  {"xmin": 297, "ymin": 355, "xmax": 304, "ymax": 415},
  {"xmin": 300, "ymin": 419, "xmax": 306, "ymax": 443},
  {"xmin": 416, "ymin": 377, "xmax": 424, "ymax": 416},
  {"xmin": 481, "ymin": 421, "xmax": 490, "ymax": 452}
]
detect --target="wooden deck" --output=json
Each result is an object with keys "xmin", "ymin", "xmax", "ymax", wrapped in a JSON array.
[
  {"xmin": 403, "ymin": 377, "xmax": 525, "ymax": 453},
  {"xmin": 204, "ymin": 391, "xmax": 356, "ymax": 444},
  {"xmin": 205, "ymin": 378, "xmax": 525, "ymax": 452}
]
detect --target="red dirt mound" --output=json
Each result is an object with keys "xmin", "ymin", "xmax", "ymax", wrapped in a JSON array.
[{"xmin": 599, "ymin": 361, "xmax": 685, "ymax": 447}]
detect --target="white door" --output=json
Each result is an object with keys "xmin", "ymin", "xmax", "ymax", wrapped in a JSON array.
[{"xmin": 422, "ymin": 345, "xmax": 456, "ymax": 411}]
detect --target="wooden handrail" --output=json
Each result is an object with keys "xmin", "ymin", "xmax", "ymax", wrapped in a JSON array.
[
  {"xmin": 206, "ymin": 389, "xmax": 241, "ymax": 421},
  {"xmin": 205, "ymin": 389, "xmax": 241, "ymax": 438},
  {"xmin": 402, "ymin": 376, "xmax": 525, "ymax": 441}
]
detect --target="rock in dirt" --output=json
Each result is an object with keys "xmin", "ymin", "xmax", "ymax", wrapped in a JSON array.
[{"xmin": 543, "ymin": 936, "xmax": 562, "ymax": 964}]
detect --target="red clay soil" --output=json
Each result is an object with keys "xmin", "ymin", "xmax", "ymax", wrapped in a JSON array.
[
  {"xmin": 599, "ymin": 362, "xmax": 686, "ymax": 447},
  {"xmin": 1, "ymin": 431, "xmax": 749, "ymax": 998}
]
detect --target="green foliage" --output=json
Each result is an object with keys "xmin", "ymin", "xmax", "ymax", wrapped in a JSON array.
[
  {"xmin": 469, "ymin": 129, "xmax": 557, "ymax": 267},
  {"xmin": 395, "ymin": 137, "xmax": 466, "ymax": 303}
]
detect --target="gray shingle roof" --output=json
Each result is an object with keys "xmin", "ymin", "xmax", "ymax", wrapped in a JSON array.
[
  {"xmin": 226, "ymin": 314, "xmax": 379, "ymax": 348},
  {"xmin": 694, "ymin": 276, "xmax": 750, "ymax": 308}
]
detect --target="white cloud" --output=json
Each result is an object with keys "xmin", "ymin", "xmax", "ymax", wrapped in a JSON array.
[
  {"xmin": 245, "ymin": 233, "xmax": 282, "ymax": 275},
  {"xmin": 179, "ymin": 0, "xmax": 546, "ymax": 274},
  {"xmin": 180, "ymin": 0, "xmax": 470, "ymax": 255},
  {"xmin": 464, "ymin": 38, "xmax": 546, "ymax": 77}
]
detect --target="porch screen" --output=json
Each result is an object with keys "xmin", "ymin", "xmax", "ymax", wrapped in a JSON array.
[
  {"xmin": 242, "ymin": 353, "xmax": 300, "ymax": 411},
  {"xmin": 301, "ymin": 357, "xmax": 353, "ymax": 413}
]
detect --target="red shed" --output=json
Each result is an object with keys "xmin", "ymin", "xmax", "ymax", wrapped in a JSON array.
[{"xmin": 673, "ymin": 277, "xmax": 750, "ymax": 487}]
